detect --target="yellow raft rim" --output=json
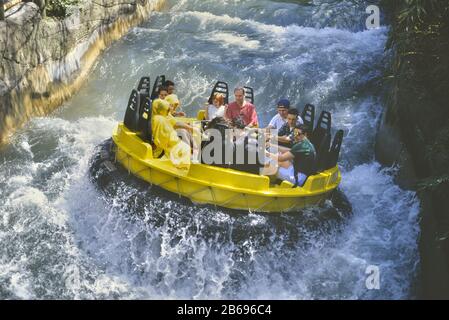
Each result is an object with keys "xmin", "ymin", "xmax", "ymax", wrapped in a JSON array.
[{"xmin": 111, "ymin": 122, "xmax": 342, "ymax": 213}]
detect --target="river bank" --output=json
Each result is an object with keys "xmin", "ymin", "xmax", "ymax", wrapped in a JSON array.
[
  {"xmin": 376, "ymin": 0, "xmax": 449, "ymax": 299},
  {"xmin": 0, "ymin": 0, "xmax": 165, "ymax": 143}
]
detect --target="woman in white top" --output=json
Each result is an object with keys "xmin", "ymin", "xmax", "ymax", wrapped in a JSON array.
[{"xmin": 205, "ymin": 93, "xmax": 226, "ymax": 120}]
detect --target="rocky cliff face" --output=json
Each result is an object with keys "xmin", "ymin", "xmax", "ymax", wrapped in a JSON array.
[
  {"xmin": 376, "ymin": 0, "xmax": 449, "ymax": 299},
  {"xmin": 0, "ymin": 0, "xmax": 165, "ymax": 142}
]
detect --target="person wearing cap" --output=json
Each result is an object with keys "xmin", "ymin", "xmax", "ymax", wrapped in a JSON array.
[
  {"xmin": 267, "ymin": 99, "xmax": 303, "ymax": 130},
  {"xmin": 225, "ymin": 87, "xmax": 259, "ymax": 128}
]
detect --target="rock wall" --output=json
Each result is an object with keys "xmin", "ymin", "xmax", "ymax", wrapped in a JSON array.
[
  {"xmin": 376, "ymin": 85, "xmax": 449, "ymax": 299},
  {"xmin": 376, "ymin": 0, "xmax": 449, "ymax": 299},
  {"xmin": 0, "ymin": 0, "xmax": 165, "ymax": 142}
]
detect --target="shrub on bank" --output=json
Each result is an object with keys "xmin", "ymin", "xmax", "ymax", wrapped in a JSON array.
[{"xmin": 46, "ymin": 0, "xmax": 79, "ymax": 18}]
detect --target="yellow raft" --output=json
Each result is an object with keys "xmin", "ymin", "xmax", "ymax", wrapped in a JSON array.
[{"xmin": 112, "ymin": 122, "xmax": 341, "ymax": 213}]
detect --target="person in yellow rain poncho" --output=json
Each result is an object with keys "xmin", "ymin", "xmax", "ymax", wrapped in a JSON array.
[
  {"xmin": 166, "ymin": 93, "xmax": 186, "ymax": 117},
  {"xmin": 163, "ymin": 95, "xmax": 201, "ymax": 160},
  {"xmin": 151, "ymin": 98, "xmax": 191, "ymax": 172}
]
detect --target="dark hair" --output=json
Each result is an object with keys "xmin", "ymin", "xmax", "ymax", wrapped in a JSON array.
[
  {"xmin": 158, "ymin": 86, "xmax": 168, "ymax": 94},
  {"xmin": 164, "ymin": 80, "xmax": 175, "ymax": 87},
  {"xmin": 288, "ymin": 108, "xmax": 299, "ymax": 116},
  {"xmin": 295, "ymin": 124, "xmax": 310, "ymax": 136},
  {"xmin": 234, "ymin": 87, "xmax": 245, "ymax": 95}
]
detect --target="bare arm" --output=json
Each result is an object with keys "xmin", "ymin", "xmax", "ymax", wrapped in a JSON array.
[
  {"xmin": 278, "ymin": 135, "xmax": 292, "ymax": 144},
  {"xmin": 224, "ymin": 104, "xmax": 232, "ymax": 121},
  {"xmin": 175, "ymin": 122, "xmax": 193, "ymax": 133},
  {"xmin": 249, "ymin": 106, "xmax": 259, "ymax": 127},
  {"xmin": 267, "ymin": 151, "xmax": 294, "ymax": 162},
  {"xmin": 204, "ymin": 105, "xmax": 209, "ymax": 121}
]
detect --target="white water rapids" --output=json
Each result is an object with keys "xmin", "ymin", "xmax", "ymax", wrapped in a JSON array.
[{"xmin": 0, "ymin": 0, "xmax": 420, "ymax": 299}]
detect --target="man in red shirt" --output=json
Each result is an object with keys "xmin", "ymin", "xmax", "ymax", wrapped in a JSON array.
[{"xmin": 225, "ymin": 87, "xmax": 259, "ymax": 128}]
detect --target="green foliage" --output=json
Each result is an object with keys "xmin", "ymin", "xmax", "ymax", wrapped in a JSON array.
[
  {"xmin": 382, "ymin": 0, "xmax": 449, "ymax": 127},
  {"xmin": 46, "ymin": 0, "xmax": 79, "ymax": 18},
  {"xmin": 425, "ymin": 124, "xmax": 449, "ymax": 169},
  {"xmin": 417, "ymin": 174, "xmax": 449, "ymax": 193},
  {"xmin": 381, "ymin": 0, "xmax": 449, "ymax": 183}
]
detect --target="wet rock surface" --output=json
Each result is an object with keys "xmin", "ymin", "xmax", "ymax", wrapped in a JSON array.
[{"xmin": 0, "ymin": 0, "xmax": 165, "ymax": 142}]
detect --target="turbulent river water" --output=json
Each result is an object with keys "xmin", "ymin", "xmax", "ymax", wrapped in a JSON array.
[{"xmin": 0, "ymin": 0, "xmax": 420, "ymax": 299}]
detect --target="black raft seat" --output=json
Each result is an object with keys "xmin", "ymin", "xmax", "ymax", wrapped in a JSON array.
[
  {"xmin": 310, "ymin": 110, "xmax": 331, "ymax": 148},
  {"xmin": 137, "ymin": 93, "xmax": 152, "ymax": 143},
  {"xmin": 325, "ymin": 129, "xmax": 344, "ymax": 170},
  {"xmin": 137, "ymin": 76, "xmax": 151, "ymax": 97},
  {"xmin": 315, "ymin": 132, "xmax": 331, "ymax": 172},
  {"xmin": 208, "ymin": 81, "xmax": 229, "ymax": 105},
  {"xmin": 310, "ymin": 110, "xmax": 332, "ymax": 173},
  {"xmin": 150, "ymin": 75, "xmax": 166, "ymax": 100},
  {"xmin": 123, "ymin": 89, "xmax": 141, "ymax": 132},
  {"xmin": 244, "ymin": 86, "xmax": 254, "ymax": 104},
  {"xmin": 136, "ymin": 76, "xmax": 152, "ymax": 143},
  {"xmin": 301, "ymin": 103, "xmax": 315, "ymax": 132},
  {"xmin": 123, "ymin": 76, "xmax": 153, "ymax": 143}
]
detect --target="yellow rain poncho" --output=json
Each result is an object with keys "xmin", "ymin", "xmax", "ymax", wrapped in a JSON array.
[
  {"xmin": 151, "ymin": 99, "xmax": 191, "ymax": 171},
  {"xmin": 165, "ymin": 94, "xmax": 180, "ymax": 115}
]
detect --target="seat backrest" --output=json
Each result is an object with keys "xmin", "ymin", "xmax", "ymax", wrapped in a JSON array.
[
  {"xmin": 311, "ymin": 111, "xmax": 331, "ymax": 149},
  {"xmin": 208, "ymin": 81, "xmax": 229, "ymax": 105},
  {"xmin": 123, "ymin": 89, "xmax": 141, "ymax": 131},
  {"xmin": 138, "ymin": 76, "xmax": 151, "ymax": 97},
  {"xmin": 243, "ymin": 86, "xmax": 254, "ymax": 104},
  {"xmin": 315, "ymin": 133, "xmax": 331, "ymax": 172},
  {"xmin": 325, "ymin": 129, "xmax": 344, "ymax": 170},
  {"xmin": 301, "ymin": 104, "xmax": 315, "ymax": 132},
  {"xmin": 137, "ymin": 91, "xmax": 153, "ymax": 143},
  {"xmin": 150, "ymin": 75, "xmax": 166, "ymax": 100}
]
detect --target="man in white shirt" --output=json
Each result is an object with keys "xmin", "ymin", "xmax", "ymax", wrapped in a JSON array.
[{"xmin": 267, "ymin": 99, "xmax": 303, "ymax": 130}]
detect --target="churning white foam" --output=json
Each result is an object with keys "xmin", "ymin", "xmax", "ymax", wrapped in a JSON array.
[{"xmin": 207, "ymin": 31, "xmax": 260, "ymax": 50}]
